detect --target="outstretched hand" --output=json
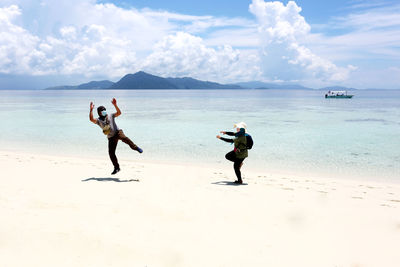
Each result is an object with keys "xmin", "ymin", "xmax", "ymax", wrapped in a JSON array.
[
  {"xmin": 216, "ymin": 135, "xmax": 221, "ymax": 139},
  {"xmin": 220, "ymin": 131, "xmax": 226, "ymax": 134},
  {"xmin": 90, "ymin": 102, "xmax": 94, "ymax": 110},
  {"xmin": 111, "ymin": 98, "xmax": 117, "ymax": 105}
]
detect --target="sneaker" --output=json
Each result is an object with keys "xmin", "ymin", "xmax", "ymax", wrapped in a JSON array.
[
  {"xmin": 111, "ymin": 167, "xmax": 120, "ymax": 175},
  {"xmin": 234, "ymin": 180, "xmax": 243, "ymax": 184},
  {"xmin": 137, "ymin": 147, "xmax": 143, "ymax": 153}
]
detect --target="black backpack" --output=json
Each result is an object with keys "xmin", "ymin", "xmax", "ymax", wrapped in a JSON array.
[{"xmin": 246, "ymin": 134, "xmax": 254, "ymax": 149}]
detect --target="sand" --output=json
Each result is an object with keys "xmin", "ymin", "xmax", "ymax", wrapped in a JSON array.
[{"xmin": 0, "ymin": 151, "xmax": 399, "ymax": 267}]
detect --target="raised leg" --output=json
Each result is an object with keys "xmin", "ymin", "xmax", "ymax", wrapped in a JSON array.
[
  {"xmin": 225, "ymin": 150, "xmax": 236, "ymax": 162},
  {"xmin": 118, "ymin": 130, "xmax": 139, "ymax": 151}
]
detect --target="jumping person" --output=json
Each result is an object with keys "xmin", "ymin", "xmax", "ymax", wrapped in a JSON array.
[
  {"xmin": 216, "ymin": 122, "xmax": 253, "ymax": 184},
  {"xmin": 89, "ymin": 98, "xmax": 143, "ymax": 175}
]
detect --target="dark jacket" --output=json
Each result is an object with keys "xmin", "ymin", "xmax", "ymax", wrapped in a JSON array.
[{"xmin": 220, "ymin": 131, "xmax": 248, "ymax": 159}]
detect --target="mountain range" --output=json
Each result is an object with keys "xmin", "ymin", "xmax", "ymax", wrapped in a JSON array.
[{"xmin": 44, "ymin": 71, "xmax": 356, "ymax": 90}]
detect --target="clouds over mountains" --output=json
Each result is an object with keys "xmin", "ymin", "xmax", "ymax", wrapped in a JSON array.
[
  {"xmin": 142, "ymin": 32, "xmax": 261, "ymax": 83},
  {"xmin": 0, "ymin": 0, "xmax": 399, "ymax": 88},
  {"xmin": 249, "ymin": 0, "xmax": 356, "ymax": 84}
]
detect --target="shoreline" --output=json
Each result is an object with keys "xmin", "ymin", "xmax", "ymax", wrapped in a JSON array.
[{"xmin": 1, "ymin": 147, "xmax": 398, "ymax": 184}]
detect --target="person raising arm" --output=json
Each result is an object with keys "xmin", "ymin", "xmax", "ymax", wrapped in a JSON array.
[
  {"xmin": 217, "ymin": 127, "xmax": 248, "ymax": 184},
  {"xmin": 217, "ymin": 131, "xmax": 234, "ymax": 143},
  {"xmin": 89, "ymin": 102, "xmax": 97, "ymax": 124},
  {"xmin": 111, "ymin": 98, "xmax": 121, "ymax": 117},
  {"xmin": 88, "ymin": 98, "xmax": 143, "ymax": 175}
]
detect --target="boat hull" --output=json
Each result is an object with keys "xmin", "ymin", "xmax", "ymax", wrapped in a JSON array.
[{"xmin": 325, "ymin": 95, "xmax": 353, "ymax": 98}]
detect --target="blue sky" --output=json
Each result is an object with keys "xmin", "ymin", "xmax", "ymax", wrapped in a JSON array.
[
  {"xmin": 100, "ymin": 0, "xmax": 350, "ymax": 22},
  {"xmin": 0, "ymin": 0, "xmax": 399, "ymax": 89},
  {"xmin": 101, "ymin": 0, "xmax": 398, "ymax": 28}
]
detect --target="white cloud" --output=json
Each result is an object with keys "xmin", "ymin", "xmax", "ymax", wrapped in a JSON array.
[
  {"xmin": 303, "ymin": 2, "xmax": 400, "ymax": 60},
  {"xmin": 322, "ymin": 3, "xmax": 400, "ymax": 61},
  {"xmin": 0, "ymin": 1, "xmax": 173, "ymax": 78},
  {"xmin": 1, "ymin": 0, "xmax": 399, "ymax": 88},
  {"xmin": 205, "ymin": 27, "xmax": 259, "ymax": 48},
  {"xmin": 0, "ymin": 4, "xmax": 141, "ymax": 77},
  {"xmin": 345, "ymin": 0, "xmax": 393, "ymax": 10},
  {"xmin": 183, "ymin": 17, "xmax": 256, "ymax": 34},
  {"xmin": 0, "ymin": 5, "xmax": 44, "ymax": 74},
  {"xmin": 249, "ymin": 0, "xmax": 355, "ymax": 85},
  {"xmin": 338, "ymin": 2, "xmax": 400, "ymax": 31},
  {"xmin": 59, "ymin": 26, "xmax": 77, "ymax": 40},
  {"xmin": 250, "ymin": 0, "xmax": 310, "ymax": 43},
  {"xmin": 300, "ymin": 2, "xmax": 400, "ymax": 88},
  {"xmin": 0, "ymin": 0, "xmax": 262, "ymax": 82},
  {"xmin": 350, "ymin": 66, "xmax": 400, "ymax": 89},
  {"xmin": 142, "ymin": 32, "xmax": 261, "ymax": 83}
]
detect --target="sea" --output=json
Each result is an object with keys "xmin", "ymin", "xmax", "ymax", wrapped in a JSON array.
[{"xmin": 0, "ymin": 89, "xmax": 399, "ymax": 182}]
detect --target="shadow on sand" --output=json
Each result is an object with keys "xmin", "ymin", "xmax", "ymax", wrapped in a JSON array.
[
  {"xmin": 82, "ymin": 177, "xmax": 139, "ymax": 183},
  {"xmin": 212, "ymin": 181, "xmax": 248, "ymax": 186}
]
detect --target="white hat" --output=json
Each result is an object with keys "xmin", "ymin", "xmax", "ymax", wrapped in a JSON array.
[{"xmin": 234, "ymin": 122, "xmax": 247, "ymax": 130}]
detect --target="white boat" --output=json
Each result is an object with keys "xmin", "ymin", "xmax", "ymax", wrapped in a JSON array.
[{"xmin": 325, "ymin": 90, "xmax": 354, "ymax": 98}]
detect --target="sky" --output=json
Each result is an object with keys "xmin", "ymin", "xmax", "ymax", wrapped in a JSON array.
[{"xmin": 0, "ymin": 0, "xmax": 399, "ymax": 89}]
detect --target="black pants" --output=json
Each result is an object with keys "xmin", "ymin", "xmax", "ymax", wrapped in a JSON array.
[
  {"xmin": 108, "ymin": 130, "xmax": 139, "ymax": 168},
  {"xmin": 225, "ymin": 150, "xmax": 245, "ymax": 182}
]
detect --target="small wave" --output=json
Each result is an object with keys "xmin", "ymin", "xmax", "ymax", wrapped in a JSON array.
[{"xmin": 345, "ymin": 118, "xmax": 387, "ymax": 123}]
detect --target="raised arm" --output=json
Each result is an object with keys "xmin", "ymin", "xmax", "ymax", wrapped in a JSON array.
[
  {"xmin": 220, "ymin": 131, "xmax": 235, "ymax": 136},
  {"xmin": 216, "ymin": 135, "xmax": 234, "ymax": 143},
  {"xmin": 112, "ymin": 98, "xmax": 121, "ymax": 117},
  {"xmin": 89, "ymin": 102, "xmax": 97, "ymax": 124}
]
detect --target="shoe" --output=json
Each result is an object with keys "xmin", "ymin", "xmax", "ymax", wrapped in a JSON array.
[
  {"xmin": 111, "ymin": 167, "xmax": 120, "ymax": 175},
  {"xmin": 137, "ymin": 147, "xmax": 143, "ymax": 153},
  {"xmin": 234, "ymin": 180, "xmax": 243, "ymax": 184}
]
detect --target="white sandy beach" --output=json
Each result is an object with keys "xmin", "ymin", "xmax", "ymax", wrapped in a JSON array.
[{"xmin": 1, "ymin": 151, "xmax": 399, "ymax": 267}]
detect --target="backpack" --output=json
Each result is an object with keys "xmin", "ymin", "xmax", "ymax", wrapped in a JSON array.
[
  {"xmin": 245, "ymin": 134, "xmax": 253, "ymax": 149},
  {"xmin": 98, "ymin": 116, "xmax": 111, "ymax": 135}
]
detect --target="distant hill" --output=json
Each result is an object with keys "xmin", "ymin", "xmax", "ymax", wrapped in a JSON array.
[
  {"xmin": 166, "ymin": 77, "xmax": 241, "ymax": 89},
  {"xmin": 44, "ymin": 71, "xmax": 360, "ymax": 91},
  {"xmin": 46, "ymin": 80, "xmax": 114, "ymax": 90},
  {"xmin": 77, "ymin": 80, "xmax": 114, "ymax": 89},
  {"xmin": 110, "ymin": 71, "xmax": 177, "ymax": 89},
  {"xmin": 45, "ymin": 85, "xmax": 76, "ymax": 90},
  {"xmin": 318, "ymin": 86, "xmax": 358, "ymax": 91},
  {"xmin": 236, "ymin": 81, "xmax": 311, "ymax": 90},
  {"xmin": 110, "ymin": 72, "xmax": 242, "ymax": 89},
  {"xmin": 45, "ymin": 71, "xmax": 243, "ymax": 90}
]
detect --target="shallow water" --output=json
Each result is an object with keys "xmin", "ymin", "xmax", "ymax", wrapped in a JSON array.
[{"xmin": 0, "ymin": 89, "xmax": 399, "ymax": 181}]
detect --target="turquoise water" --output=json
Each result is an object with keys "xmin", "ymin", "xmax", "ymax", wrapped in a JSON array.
[{"xmin": 0, "ymin": 89, "xmax": 399, "ymax": 181}]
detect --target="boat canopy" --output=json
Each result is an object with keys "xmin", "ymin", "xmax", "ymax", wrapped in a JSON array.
[{"xmin": 327, "ymin": 90, "xmax": 347, "ymax": 95}]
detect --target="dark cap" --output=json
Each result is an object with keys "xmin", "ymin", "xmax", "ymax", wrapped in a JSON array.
[{"xmin": 97, "ymin": 105, "xmax": 106, "ymax": 116}]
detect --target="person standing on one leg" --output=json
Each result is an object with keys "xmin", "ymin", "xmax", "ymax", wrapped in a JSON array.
[
  {"xmin": 217, "ymin": 122, "xmax": 250, "ymax": 184},
  {"xmin": 89, "ymin": 98, "xmax": 143, "ymax": 175}
]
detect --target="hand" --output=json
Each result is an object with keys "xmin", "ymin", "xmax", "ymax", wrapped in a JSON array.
[
  {"xmin": 216, "ymin": 135, "xmax": 221, "ymax": 139},
  {"xmin": 220, "ymin": 131, "xmax": 226, "ymax": 134},
  {"xmin": 90, "ymin": 102, "xmax": 94, "ymax": 110},
  {"xmin": 111, "ymin": 98, "xmax": 117, "ymax": 105}
]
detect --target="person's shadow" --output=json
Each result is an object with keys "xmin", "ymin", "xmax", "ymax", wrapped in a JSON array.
[
  {"xmin": 82, "ymin": 177, "xmax": 139, "ymax": 183},
  {"xmin": 212, "ymin": 181, "xmax": 248, "ymax": 186}
]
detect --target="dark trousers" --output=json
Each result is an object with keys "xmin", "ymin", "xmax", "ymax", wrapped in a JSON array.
[
  {"xmin": 225, "ymin": 150, "xmax": 245, "ymax": 182},
  {"xmin": 108, "ymin": 130, "xmax": 139, "ymax": 168}
]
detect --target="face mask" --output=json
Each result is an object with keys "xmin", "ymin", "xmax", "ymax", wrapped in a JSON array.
[{"xmin": 101, "ymin": 110, "xmax": 107, "ymax": 116}]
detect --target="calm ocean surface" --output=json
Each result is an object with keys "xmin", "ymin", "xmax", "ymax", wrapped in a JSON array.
[{"xmin": 0, "ymin": 89, "xmax": 399, "ymax": 181}]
